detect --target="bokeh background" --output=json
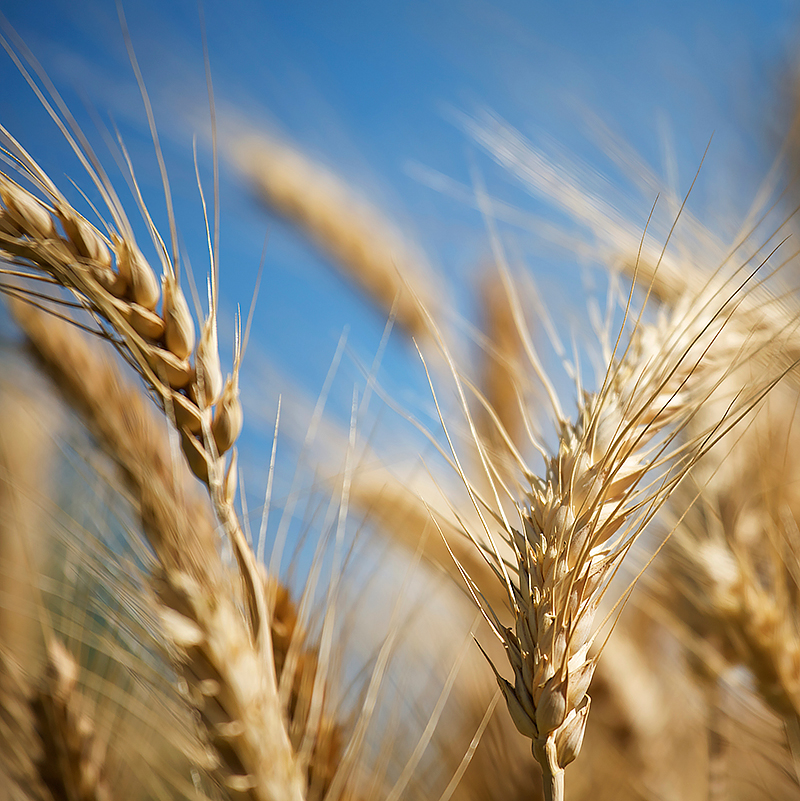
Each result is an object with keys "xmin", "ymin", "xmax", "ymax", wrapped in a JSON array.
[{"xmin": 3, "ymin": 3, "xmax": 800, "ymax": 798}]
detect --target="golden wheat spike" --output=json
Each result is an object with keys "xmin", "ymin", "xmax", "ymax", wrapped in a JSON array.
[{"xmin": 443, "ymin": 249, "xmax": 793, "ymax": 799}]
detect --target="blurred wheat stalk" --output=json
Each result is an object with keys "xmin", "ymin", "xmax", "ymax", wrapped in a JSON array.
[{"xmin": 3, "ymin": 18, "xmax": 800, "ymax": 801}]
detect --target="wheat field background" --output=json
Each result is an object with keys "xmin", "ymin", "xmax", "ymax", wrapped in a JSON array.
[{"xmin": 2, "ymin": 2, "xmax": 800, "ymax": 800}]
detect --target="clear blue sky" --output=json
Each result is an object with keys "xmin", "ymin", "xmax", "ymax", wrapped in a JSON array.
[{"xmin": 1, "ymin": 0, "xmax": 798, "ymax": 550}]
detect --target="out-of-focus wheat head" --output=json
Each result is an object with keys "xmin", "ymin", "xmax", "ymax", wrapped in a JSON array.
[
  {"xmin": 641, "ymin": 252, "xmax": 800, "ymax": 734},
  {"xmin": 232, "ymin": 136, "xmax": 440, "ymax": 343},
  {"xmin": 0, "ymin": 379, "xmax": 222, "ymax": 801}
]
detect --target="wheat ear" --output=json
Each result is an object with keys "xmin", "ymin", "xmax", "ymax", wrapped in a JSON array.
[
  {"xmin": 0, "ymin": 93, "xmax": 309, "ymax": 795},
  {"xmin": 667, "ymin": 481, "xmax": 800, "ymax": 724},
  {"xmin": 0, "ymin": 392, "xmax": 110, "ymax": 801},
  {"xmin": 448, "ymin": 272, "xmax": 787, "ymax": 800},
  {"xmin": 31, "ymin": 638, "xmax": 112, "ymax": 801},
  {"xmin": 616, "ymin": 249, "xmax": 800, "ymax": 371},
  {"xmin": 626, "ymin": 238, "xmax": 800, "ymax": 728}
]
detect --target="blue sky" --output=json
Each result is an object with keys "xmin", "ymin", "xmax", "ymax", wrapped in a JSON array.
[{"xmin": 1, "ymin": 0, "xmax": 798, "ymax": 561}]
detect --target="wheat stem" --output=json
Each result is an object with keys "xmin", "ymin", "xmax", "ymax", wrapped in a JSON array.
[{"xmin": 538, "ymin": 740, "xmax": 564, "ymax": 801}]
